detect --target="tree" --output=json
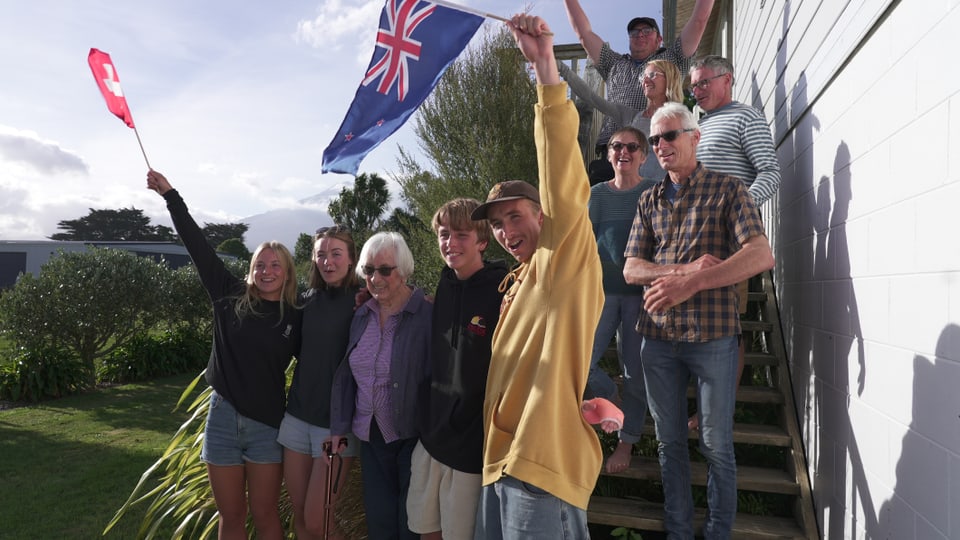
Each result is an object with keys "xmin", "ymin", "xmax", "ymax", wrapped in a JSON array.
[
  {"xmin": 215, "ymin": 238, "xmax": 251, "ymax": 260},
  {"xmin": 397, "ymin": 28, "xmax": 538, "ymax": 207},
  {"xmin": 201, "ymin": 222, "xmax": 249, "ymax": 249},
  {"xmin": 327, "ymin": 172, "xmax": 391, "ymax": 243},
  {"xmin": 0, "ymin": 247, "xmax": 169, "ymax": 386},
  {"xmin": 393, "ymin": 28, "xmax": 538, "ymax": 276},
  {"xmin": 51, "ymin": 207, "xmax": 175, "ymax": 241},
  {"xmin": 293, "ymin": 232, "xmax": 316, "ymax": 290},
  {"xmin": 293, "ymin": 232, "xmax": 314, "ymax": 266},
  {"xmin": 382, "ymin": 207, "xmax": 440, "ymax": 291}
]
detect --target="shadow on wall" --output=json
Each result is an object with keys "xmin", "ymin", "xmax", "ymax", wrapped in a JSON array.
[
  {"xmin": 797, "ymin": 93, "xmax": 959, "ymax": 540},
  {"xmin": 875, "ymin": 324, "xmax": 960, "ymax": 538},
  {"xmin": 769, "ymin": 0, "xmax": 959, "ymax": 538},
  {"xmin": 810, "ymin": 142, "xmax": 877, "ymax": 539}
]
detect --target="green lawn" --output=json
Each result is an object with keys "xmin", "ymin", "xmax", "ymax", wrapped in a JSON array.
[{"xmin": 0, "ymin": 372, "xmax": 200, "ymax": 539}]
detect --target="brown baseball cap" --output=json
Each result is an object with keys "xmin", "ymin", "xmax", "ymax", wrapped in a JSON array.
[
  {"xmin": 471, "ymin": 180, "xmax": 541, "ymax": 220},
  {"xmin": 627, "ymin": 17, "xmax": 660, "ymax": 35}
]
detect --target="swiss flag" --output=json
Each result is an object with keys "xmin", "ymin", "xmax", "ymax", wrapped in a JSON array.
[{"xmin": 88, "ymin": 48, "xmax": 135, "ymax": 128}]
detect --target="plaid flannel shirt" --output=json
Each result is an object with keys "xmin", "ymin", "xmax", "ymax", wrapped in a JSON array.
[{"xmin": 624, "ymin": 164, "xmax": 765, "ymax": 342}]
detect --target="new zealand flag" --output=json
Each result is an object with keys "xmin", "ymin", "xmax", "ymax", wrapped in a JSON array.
[{"xmin": 321, "ymin": 0, "xmax": 484, "ymax": 175}]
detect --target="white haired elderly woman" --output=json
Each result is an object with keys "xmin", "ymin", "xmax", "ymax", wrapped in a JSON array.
[{"xmin": 330, "ymin": 231, "xmax": 432, "ymax": 539}]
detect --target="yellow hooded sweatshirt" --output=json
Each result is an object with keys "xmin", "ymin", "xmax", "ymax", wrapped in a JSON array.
[{"xmin": 480, "ymin": 83, "xmax": 604, "ymax": 510}]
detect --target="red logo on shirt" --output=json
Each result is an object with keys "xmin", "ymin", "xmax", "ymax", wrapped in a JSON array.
[{"xmin": 467, "ymin": 315, "xmax": 487, "ymax": 337}]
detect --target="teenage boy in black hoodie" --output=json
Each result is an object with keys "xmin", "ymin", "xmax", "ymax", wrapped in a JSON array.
[{"xmin": 406, "ymin": 198, "xmax": 508, "ymax": 540}]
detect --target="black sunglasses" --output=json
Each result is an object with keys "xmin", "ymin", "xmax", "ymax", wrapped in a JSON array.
[
  {"xmin": 609, "ymin": 142, "xmax": 642, "ymax": 153},
  {"xmin": 647, "ymin": 128, "xmax": 695, "ymax": 147},
  {"xmin": 361, "ymin": 265, "xmax": 397, "ymax": 277}
]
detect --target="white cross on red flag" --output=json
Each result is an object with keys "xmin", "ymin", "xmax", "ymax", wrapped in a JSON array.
[{"xmin": 88, "ymin": 48, "xmax": 136, "ymax": 128}]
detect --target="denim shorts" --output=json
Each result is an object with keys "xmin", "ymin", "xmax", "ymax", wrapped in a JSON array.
[
  {"xmin": 277, "ymin": 412, "xmax": 359, "ymax": 458},
  {"xmin": 200, "ymin": 391, "xmax": 282, "ymax": 466}
]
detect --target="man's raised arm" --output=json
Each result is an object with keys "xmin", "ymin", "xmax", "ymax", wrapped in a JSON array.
[{"xmin": 563, "ymin": 0, "xmax": 604, "ymax": 63}]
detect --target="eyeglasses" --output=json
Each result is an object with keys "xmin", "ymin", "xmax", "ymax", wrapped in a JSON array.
[
  {"xmin": 642, "ymin": 71, "xmax": 665, "ymax": 81},
  {"xmin": 609, "ymin": 142, "xmax": 642, "ymax": 153},
  {"xmin": 647, "ymin": 128, "xmax": 695, "ymax": 146},
  {"xmin": 316, "ymin": 225, "xmax": 350, "ymax": 235},
  {"xmin": 687, "ymin": 73, "xmax": 727, "ymax": 93},
  {"xmin": 361, "ymin": 265, "xmax": 397, "ymax": 277},
  {"xmin": 628, "ymin": 27, "xmax": 656, "ymax": 38}
]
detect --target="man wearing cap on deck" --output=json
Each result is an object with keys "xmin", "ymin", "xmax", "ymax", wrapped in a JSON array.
[
  {"xmin": 563, "ymin": 0, "xmax": 715, "ymax": 151},
  {"xmin": 470, "ymin": 12, "xmax": 609, "ymax": 538}
]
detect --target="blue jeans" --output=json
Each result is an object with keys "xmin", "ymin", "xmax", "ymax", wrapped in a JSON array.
[
  {"xmin": 473, "ymin": 475, "xmax": 588, "ymax": 539},
  {"xmin": 201, "ymin": 390, "xmax": 282, "ymax": 466},
  {"xmin": 360, "ymin": 422, "xmax": 418, "ymax": 539},
  {"xmin": 641, "ymin": 336, "xmax": 739, "ymax": 540},
  {"xmin": 587, "ymin": 293, "xmax": 648, "ymax": 444}
]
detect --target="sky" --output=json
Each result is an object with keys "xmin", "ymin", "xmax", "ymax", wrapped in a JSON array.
[{"xmin": 0, "ymin": 0, "xmax": 660, "ymax": 243}]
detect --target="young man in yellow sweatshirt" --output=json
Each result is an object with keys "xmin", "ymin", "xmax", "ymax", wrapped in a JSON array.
[{"xmin": 470, "ymin": 13, "xmax": 605, "ymax": 538}]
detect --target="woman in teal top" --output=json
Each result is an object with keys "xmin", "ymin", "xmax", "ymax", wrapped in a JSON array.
[{"xmin": 587, "ymin": 126, "xmax": 657, "ymax": 473}]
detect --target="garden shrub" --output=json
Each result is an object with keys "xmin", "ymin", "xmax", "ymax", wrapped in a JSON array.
[
  {"xmin": 99, "ymin": 326, "xmax": 209, "ymax": 384},
  {"xmin": 0, "ymin": 247, "xmax": 169, "ymax": 387},
  {"xmin": 0, "ymin": 344, "xmax": 87, "ymax": 402}
]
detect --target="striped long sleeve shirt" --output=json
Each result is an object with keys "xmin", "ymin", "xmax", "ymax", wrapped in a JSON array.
[{"xmin": 697, "ymin": 101, "xmax": 782, "ymax": 205}]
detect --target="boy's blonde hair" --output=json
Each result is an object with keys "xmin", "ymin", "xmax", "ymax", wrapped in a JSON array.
[{"xmin": 432, "ymin": 198, "xmax": 491, "ymax": 247}]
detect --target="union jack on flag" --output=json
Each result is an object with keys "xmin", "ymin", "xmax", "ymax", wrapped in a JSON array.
[
  {"xmin": 363, "ymin": 0, "xmax": 435, "ymax": 101},
  {"xmin": 322, "ymin": 0, "xmax": 484, "ymax": 175}
]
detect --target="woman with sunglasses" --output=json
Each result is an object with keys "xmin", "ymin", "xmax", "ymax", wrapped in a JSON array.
[
  {"xmin": 145, "ymin": 170, "xmax": 300, "ymax": 540},
  {"xmin": 586, "ymin": 127, "xmax": 659, "ymax": 475},
  {"xmin": 279, "ymin": 225, "xmax": 360, "ymax": 539},
  {"xmin": 330, "ymin": 231, "xmax": 431, "ymax": 539}
]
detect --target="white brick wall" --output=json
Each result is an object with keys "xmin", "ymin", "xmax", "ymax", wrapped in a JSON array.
[{"xmin": 731, "ymin": 0, "xmax": 960, "ymax": 537}]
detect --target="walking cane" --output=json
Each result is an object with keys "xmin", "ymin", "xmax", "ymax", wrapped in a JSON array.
[{"xmin": 321, "ymin": 436, "xmax": 348, "ymax": 540}]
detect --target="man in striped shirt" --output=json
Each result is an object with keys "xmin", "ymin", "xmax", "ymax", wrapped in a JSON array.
[
  {"xmin": 689, "ymin": 56, "xmax": 782, "ymax": 429},
  {"xmin": 690, "ymin": 55, "xmax": 782, "ymax": 205}
]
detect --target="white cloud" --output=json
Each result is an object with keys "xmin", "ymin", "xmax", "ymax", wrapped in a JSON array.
[
  {"xmin": 0, "ymin": 126, "xmax": 88, "ymax": 176},
  {"xmin": 0, "ymin": 0, "xmax": 656, "ymax": 245},
  {"xmin": 294, "ymin": 0, "xmax": 383, "ymax": 51}
]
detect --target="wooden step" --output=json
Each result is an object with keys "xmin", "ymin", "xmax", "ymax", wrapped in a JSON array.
[
  {"xmin": 745, "ymin": 351, "xmax": 779, "ymax": 366},
  {"xmin": 742, "ymin": 319, "xmax": 774, "ymax": 333},
  {"xmin": 603, "ymin": 455, "xmax": 800, "ymax": 495},
  {"xmin": 588, "ymin": 496, "xmax": 807, "ymax": 540},
  {"xmin": 641, "ymin": 421, "xmax": 793, "ymax": 447}
]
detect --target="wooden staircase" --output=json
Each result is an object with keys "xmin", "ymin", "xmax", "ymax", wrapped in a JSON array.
[{"xmin": 587, "ymin": 271, "xmax": 820, "ymax": 539}]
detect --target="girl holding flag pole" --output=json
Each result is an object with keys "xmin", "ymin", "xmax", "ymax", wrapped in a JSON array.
[{"xmin": 147, "ymin": 170, "xmax": 301, "ymax": 540}]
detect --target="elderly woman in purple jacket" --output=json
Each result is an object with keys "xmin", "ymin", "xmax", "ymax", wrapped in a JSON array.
[{"xmin": 330, "ymin": 231, "xmax": 432, "ymax": 540}]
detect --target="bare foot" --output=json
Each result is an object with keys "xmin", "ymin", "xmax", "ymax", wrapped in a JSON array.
[
  {"xmin": 687, "ymin": 414, "xmax": 699, "ymax": 431},
  {"xmin": 604, "ymin": 440, "xmax": 633, "ymax": 474}
]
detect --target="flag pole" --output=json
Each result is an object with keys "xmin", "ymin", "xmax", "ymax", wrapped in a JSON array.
[
  {"xmin": 427, "ymin": 0, "xmax": 554, "ymax": 34},
  {"xmin": 427, "ymin": 0, "xmax": 508, "ymax": 22},
  {"xmin": 133, "ymin": 127, "xmax": 151, "ymax": 169}
]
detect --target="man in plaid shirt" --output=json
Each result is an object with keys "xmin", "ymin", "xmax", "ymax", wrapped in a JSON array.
[{"xmin": 623, "ymin": 101, "xmax": 774, "ymax": 539}]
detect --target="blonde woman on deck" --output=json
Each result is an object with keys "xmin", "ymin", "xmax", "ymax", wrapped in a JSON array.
[
  {"xmin": 147, "ymin": 170, "xmax": 301, "ymax": 540},
  {"xmin": 558, "ymin": 57, "xmax": 684, "ymax": 180}
]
